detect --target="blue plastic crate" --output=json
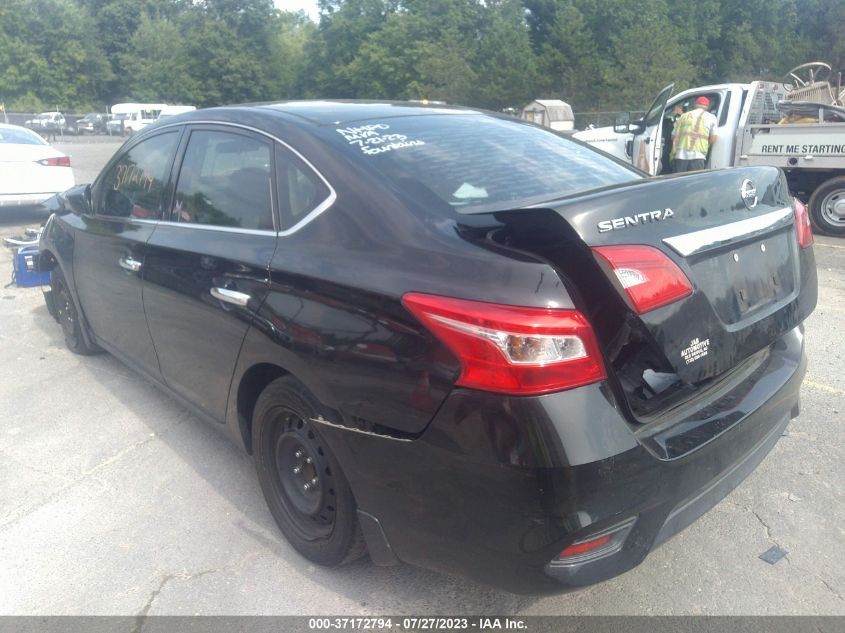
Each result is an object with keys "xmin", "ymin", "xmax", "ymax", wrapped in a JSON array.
[{"xmin": 13, "ymin": 245, "xmax": 51, "ymax": 288}]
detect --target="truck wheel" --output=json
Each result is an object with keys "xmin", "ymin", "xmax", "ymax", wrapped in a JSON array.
[
  {"xmin": 252, "ymin": 376, "xmax": 366, "ymax": 566},
  {"xmin": 50, "ymin": 268, "xmax": 100, "ymax": 355},
  {"xmin": 808, "ymin": 176, "xmax": 845, "ymax": 237}
]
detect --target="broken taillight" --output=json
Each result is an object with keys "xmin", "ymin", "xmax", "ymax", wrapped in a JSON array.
[{"xmin": 592, "ymin": 245, "xmax": 693, "ymax": 314}]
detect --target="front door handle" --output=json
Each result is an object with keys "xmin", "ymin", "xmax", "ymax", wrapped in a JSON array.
[
  {"xmin": 211, "ymin": 287, "xmax": 250, "ymax": 307},
  {"xmin": 119, "ymin": 257, "xmax": 142, "ymax": 272}
]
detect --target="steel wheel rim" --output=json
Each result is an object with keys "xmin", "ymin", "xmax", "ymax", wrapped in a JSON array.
[
  {"xmin": 820, "ymin": 189, "xmax": 845, "ymax": 227},
  {"xmin": 55, "ymin": 282, "xmax": 77, "ymax": 339},
  {"xmin": 269, "ymin": 410, "xmax": 336, "ymax": 540}
]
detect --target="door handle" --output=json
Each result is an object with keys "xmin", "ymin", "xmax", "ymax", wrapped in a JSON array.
[
  {"xmin": 119, "ymin": 257, "xmax": 142, "ymax": 272},
  {"xmin": 211, "ymin": 287, "xmax": 250, "ymax": 307}
]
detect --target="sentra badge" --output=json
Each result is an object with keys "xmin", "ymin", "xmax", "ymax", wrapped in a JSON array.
[{"xmin": 597, "ymin": 208, "xmax": 674, "ymax": 233}]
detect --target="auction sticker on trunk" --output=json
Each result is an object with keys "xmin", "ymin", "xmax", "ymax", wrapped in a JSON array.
[{"xmin": 681, "ymin": 337, "xmax": 710, "ymax": 365}]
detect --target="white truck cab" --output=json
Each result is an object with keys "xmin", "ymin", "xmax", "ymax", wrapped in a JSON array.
[{"xmin": 575, "ymin": 72, "xmax": 845, "ymax": 236}]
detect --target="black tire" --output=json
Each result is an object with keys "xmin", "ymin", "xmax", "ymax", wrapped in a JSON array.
[
  {"xmin": 808, "ymin": 176, "xmax": 845, "ymax": 237},
  {"xmin": 50, "ymin": 268, "xmax": 100, "ymax": 355},
  {"xmin": 252, "ymin": 376, "xmax": 366, "ymax": 566}
]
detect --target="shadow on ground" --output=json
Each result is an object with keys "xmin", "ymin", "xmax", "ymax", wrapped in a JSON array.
[{"xmin": 27, "ymin": 298, "xmax": 540, "ymax": 613}]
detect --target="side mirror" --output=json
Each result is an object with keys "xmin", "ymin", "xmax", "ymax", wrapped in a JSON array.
[
  {"xmin": 613, "ymin": 112, "xmax": 631, "ymax": 134},
  {"xmin": 64, "ymin": 184, "xmax": 93, "ymax": 216},
  {"xmin": 614, "ymin": 112, "xmax": 646, "ymax": 135}
]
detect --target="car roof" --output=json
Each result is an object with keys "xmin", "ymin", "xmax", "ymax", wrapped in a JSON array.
[{"xmin": 250, "ymin": 100, "xmax": 481, "ymax": 126}]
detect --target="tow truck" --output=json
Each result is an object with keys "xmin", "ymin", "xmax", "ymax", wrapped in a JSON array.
[{"xmin": 575, "ymin": 62, "xmax": 845, "ymax": 236}]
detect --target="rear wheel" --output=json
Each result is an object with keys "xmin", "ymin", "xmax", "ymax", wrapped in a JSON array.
[
  {"xmin": 252, "ymin": 376, "xmax": 365, "ymax": 566},
  {"xmin": 808, "ymin": 176, "xmax": 845, "ymax": 237},
  {"xmin": 50, "ymin": 268, "xmax": 99, "ymax": 355}
]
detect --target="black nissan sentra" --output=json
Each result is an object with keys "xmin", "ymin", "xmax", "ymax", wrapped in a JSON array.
[{"xmin": 39, "ymin": 102, "xmax": 817, "ymax": 593}]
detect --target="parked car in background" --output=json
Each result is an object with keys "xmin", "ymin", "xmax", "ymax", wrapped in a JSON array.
[
  {"xmin": 38, "ymin": 102, "xmax": 816, "ymax": 593},
  {"xmin": 24, "ymin": 111, "xmax": 67, "ymax": 136},
  {"xmin": 71, "ymin": 113, "xmax": 108, "ymax": 135},
  {"xmin": 0, "ymin": 123, "xmax": 74, "ymax": 207}
]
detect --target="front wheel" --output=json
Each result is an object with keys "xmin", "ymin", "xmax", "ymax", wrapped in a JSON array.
[
  {"xmin": 50, "ymin": 268, "xmax": 100, "ymax": 355},
  {"xmin": 808, "ymin": 176, "xmax": 845, "ymax": 237},
  {"xmin": 252, "ymin": 376, "xmax": 365, "ymax": 566}
]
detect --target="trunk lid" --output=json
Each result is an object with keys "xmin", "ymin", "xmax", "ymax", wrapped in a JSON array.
[
  {"xmin": 0, "ymin": 146, "xmax": 67, "ymax": 194},
  {"xmin": 547, "ymin": 166, "xmax": 814, "ymax": 385}
]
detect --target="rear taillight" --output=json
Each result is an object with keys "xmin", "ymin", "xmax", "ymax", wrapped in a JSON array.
[
  {"xmin": 402, "ymin": 293, "xmax": 606, "ymax": 396},
  {"xmin": 37, "ymin": 156, "xmax": 71, "ymax": 167},
  {"xmin": 792, "ymin": 197, "xmax": 813, "ymax": 248},
  {"xmin": 592, "ymin": 245, "xmax": 693, "ymax": 314}
]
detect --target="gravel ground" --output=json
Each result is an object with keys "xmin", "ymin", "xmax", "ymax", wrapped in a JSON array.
[{"xmin": 0, "ymin": 141, "xmax": 842, "ymax": 616}]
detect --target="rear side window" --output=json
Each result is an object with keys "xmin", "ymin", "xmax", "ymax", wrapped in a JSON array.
[
  {"xmin": 172, "ymin": 129, "xmax": 274, "ymax": 230},
  {"xmin": 99, "ymin": 131, "xmax": 179, "ymax": 219},
  {"xmin": 276, "ymin": 146, "xmax": 330, "ymax": 230},
  {"xmin": 337, "ymin": 114, "xmax": 639, "ymax": 214}
]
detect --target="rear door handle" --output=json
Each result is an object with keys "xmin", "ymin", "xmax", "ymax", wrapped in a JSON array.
[
  {"xmin": 211, "ymin": 287, "xmax": 250, "ymax": 307},
  {"xmin": 119, "ymin": 257, "xmax": 142, "ymax": 272}
]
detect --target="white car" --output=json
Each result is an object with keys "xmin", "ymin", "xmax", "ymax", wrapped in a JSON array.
[{"xmin": 0, "ymin": 124, "xmax": 74, "ymax": 207}]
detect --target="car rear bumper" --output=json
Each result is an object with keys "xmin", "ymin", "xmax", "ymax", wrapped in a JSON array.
[{"xmin": 317, "ymin": 326, "xmax": 806, "ymax": 593}]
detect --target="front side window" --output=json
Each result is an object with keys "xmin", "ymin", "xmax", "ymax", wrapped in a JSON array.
[
  {"xmin": 98, "ymin": 131, "xmax": 179, "ymax": 219},
  {"xmin": 172, "ymin": 130, "xmax": 273, "ymax": 230}
]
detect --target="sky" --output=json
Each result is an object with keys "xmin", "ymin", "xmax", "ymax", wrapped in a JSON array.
[{"xmin": 276, "ymin": 0, "xmax": 320, "ymax": 20}]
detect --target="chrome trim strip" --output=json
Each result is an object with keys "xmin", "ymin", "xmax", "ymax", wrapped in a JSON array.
[
  {"xmin": 309, "ymin": 416, "xmax": 413, "ymax": 443},
  {"xmin": 149, "ymin": 119, "xmax": 337, "ymax": 237},
  {"xmin": 133, "ymin": 218, "xmax": 277, "ymax": 236},
  {"xmin": 662, "ymin": 207, "xmax": 794, "ymax": 257}
]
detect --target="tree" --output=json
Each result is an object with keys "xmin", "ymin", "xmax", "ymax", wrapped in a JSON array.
[
  {"xmin": 0, "ymin": 0, "xmax": 111, "ymax": 111},
  {"xmin": 120, "ymin": 15, "xmax": 199, "ymax": 103},
  {"xmin": 471, "ymin": 0, "xmax": 538, "ymax": 110},
  {"xmin": 535, "ymin": 0, "xmax": 601, "ymax": 108}
]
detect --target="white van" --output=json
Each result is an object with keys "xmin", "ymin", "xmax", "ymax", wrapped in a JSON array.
[
  {"xmin": 157, "ymin": 105, "xmax": 197, "ymax": 121},
  {"xmin": 108, "ymin": 103, "xmax": 168, "ymax": 136}
]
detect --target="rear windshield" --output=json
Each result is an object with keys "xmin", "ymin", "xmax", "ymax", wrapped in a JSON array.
[
  {"xmin": 0, "ymin": 128, "xmax": 47, "ymax": 145},
  {"xmin": 335, "ymin": 114, "xmax": 640, "ymax": 213}
]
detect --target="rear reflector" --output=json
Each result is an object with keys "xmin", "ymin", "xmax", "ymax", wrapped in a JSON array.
[
  {"xmin": 36, "ymin": 156, "xmax": 71, "ymax": 167},
  {"xmin": 792, "ymin": 197, "xmax": 813, "ymax": 249},
  {"xmin": 553, "ymin": 517, "xmax": 637, "ymax": 565},
  {"xmin": 558, "ymin": 534, "xmax": 611, "ymax": 558},
  {"xmin": 592, "ymin": 245, "xmax": 693, "ymax": 314},
  {"xmin": 402, "ymin": 293, "xmax": 606, "ymax": 396}
]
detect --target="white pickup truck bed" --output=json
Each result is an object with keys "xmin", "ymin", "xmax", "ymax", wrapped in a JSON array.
[{"xmin": 739, "ymin": 121, "xmax": 845, "ymax": 170}]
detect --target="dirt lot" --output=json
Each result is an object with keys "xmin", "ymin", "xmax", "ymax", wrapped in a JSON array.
[{"xmin": 0, "ymin": 141, "xmax": 843, "ymax": 616}]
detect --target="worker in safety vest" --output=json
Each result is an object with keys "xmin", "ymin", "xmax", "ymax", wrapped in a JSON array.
[{"xmin": 672, "ymin": 95, "xmax": 717, "ymax": 172}]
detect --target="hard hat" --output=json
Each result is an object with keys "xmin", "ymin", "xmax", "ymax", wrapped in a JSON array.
[{"xmin": 694, "ymin": 96, "xmax": 710, "ymax": 107}]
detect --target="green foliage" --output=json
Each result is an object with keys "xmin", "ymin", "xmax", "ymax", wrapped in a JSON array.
[{"xmin": 1, "ymin": 0, "xmax": 844, "ymax": 114}]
